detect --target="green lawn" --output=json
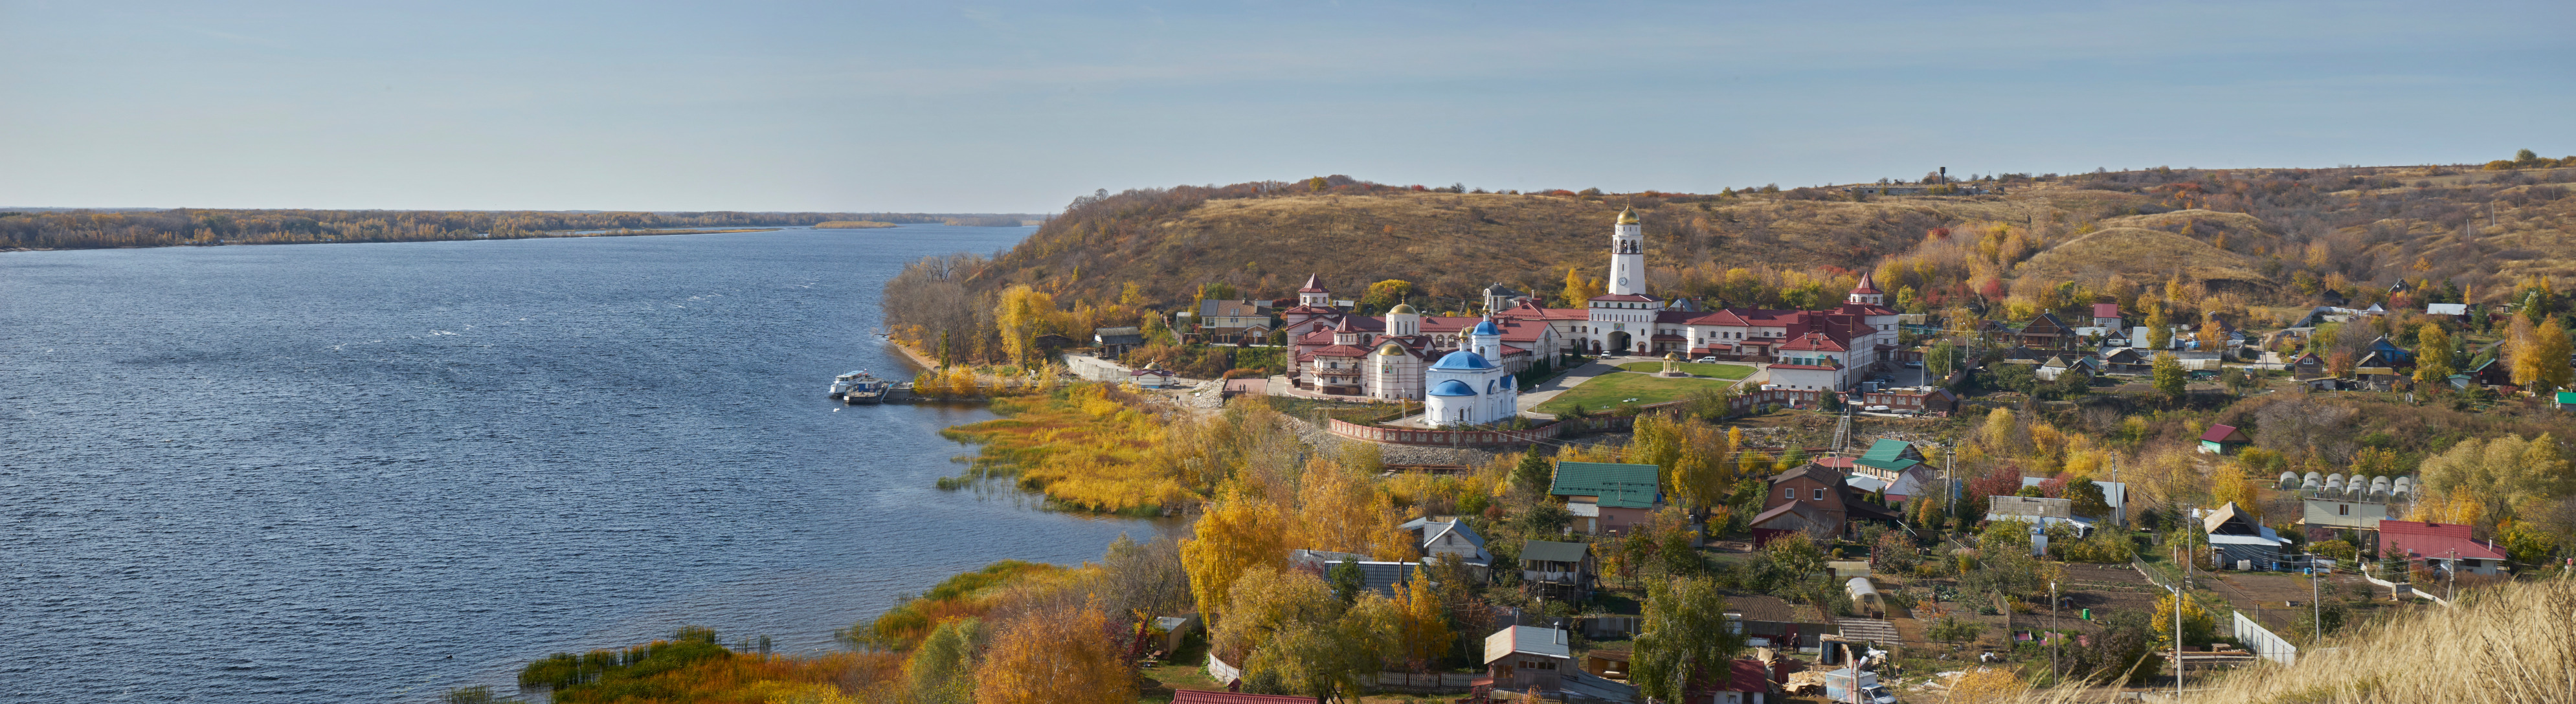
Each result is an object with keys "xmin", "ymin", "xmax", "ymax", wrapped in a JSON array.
[
  {"xmin": 1532, "ymin": 371, "xmax": 1737, "ymax": 415},
  {"xmin": 1615, "ymin": 361, "xmax": 1758, "ymax": 379}
]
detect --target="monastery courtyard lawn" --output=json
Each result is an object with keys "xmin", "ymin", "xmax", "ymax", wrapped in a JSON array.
[
  {"xmin": 1613, "ymin": 361, "xmax": 1758, "ymax": 379},
  {"xmin": 1532, "ymin": 371, "xmax": 1738, "ymax": 416}
]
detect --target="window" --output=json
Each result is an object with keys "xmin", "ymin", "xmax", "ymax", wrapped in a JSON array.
[
  {"xmin": 1784, "ymin": 488, "xmax": 1794, "ymax": 500},
  {"xmin": 1813, "ymin": 489, "xmax": 1826, "ymax": 500},
  {"xmin": 2338, "ymin": 505, "xmax": 2349, "ymax": 516}
]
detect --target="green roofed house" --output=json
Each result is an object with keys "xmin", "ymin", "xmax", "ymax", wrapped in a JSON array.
[
  {"xmin": 1854, "ymin": 438, "xmax": 1923, "ymax": 479},
  {"xmin": 2557, "ymin": 391, "xmax": 2576, "ymax": 412},
  {"xmin": 1518, "ymin": 540, "xmax": 1596, "ymax": 600},
  {"xmin": 1550, "ymin": 461, "xmax": 1664, "ymax": 536}
]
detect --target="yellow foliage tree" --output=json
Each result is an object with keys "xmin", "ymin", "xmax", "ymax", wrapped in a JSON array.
[
  {"xmin": 1293, "ymin": 459, "xmax": 1418, "ymax": 562},
  {"xmin": 1394, "ymin": 564, "xmax": 1455, "ymax": 670},
  {"xmin": 1183, "ymin": 485, "xmax": 1292, "ymax": 622},
  {"xmin": 973, "ymin": 602, "xmax": 1136, "ymax": 704},
  {"xmin": 2210, "ymin": 464, "xmax": 2264, "ymax": 522},
  {"xmin": 994, "ymin": 284, "xmax": 1058, "ymax": 369},
  {"xmin": 2414, "ymin": 324, "xmax": 2456, "ymax": 386},
  {"xmin": 2150, "ymin": 591, "xmax": 2216, "ymax": 648}
]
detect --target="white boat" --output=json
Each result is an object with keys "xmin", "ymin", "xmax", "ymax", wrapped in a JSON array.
[{"xmin": 829, "ymin": 369, "xmax": 872, "ymax": 399}]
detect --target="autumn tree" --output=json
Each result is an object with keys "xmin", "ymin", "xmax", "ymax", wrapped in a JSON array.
[
  {"xmin": 2414, "ymin": 324, "xmax": 2456, "ymax": 387},
  {"xmin": 974, "ymin": 602, "xmax": 1136, "ymax": 704},
  {"xmin": 906, "ymin": 619, "xmax": 980, "ymax": 704},
  {"xmin": 2208, "ymin": 464, "xmax": 2264, "ymax": 522},
  {"xmin": 2144, "ymin": 304, "xmax": 2171, "ymax": 350},
  {"xmin": 2151, "ymin": 352, "xmax": 2186, "ymax": 404},
  {"xmin": 2198, "ymin": 315, "xmax": 2226, "ymax": 352},
  {"xmin": 1358, "ymin": 280, "xmax": 1415, "ymax": 313},
  {"xmin": 1630, "ymin": 576, "xmax": 1745, "ymax": 703},
  {"xmin": 994, "ymin": 284, "xmax": 1058, "ymax": 369},
  {"xmin": 1182, "ymin": 485, "xmax": 1291, "ymax": 621},
  {"xmin": 1393, "ymin": 564, "xmax": 1455, "ymax": 670},
  {"xmin": 2151, "ymin": 591, "xmax": 2217, "ymax": 648},
  {"xmin": 1926, "ymin": 340, "xmax": 1956, "ymax": 379}
]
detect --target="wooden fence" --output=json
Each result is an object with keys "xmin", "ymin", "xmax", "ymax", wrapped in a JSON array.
[{"xmin": 1208, "ymin": 654, "xmax": 1476, "ymax": 694}]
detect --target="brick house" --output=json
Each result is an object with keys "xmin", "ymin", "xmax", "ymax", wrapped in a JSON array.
[{"xmin": 1750, "ymin": 462, "xmax": 1900, "ymax": 545}]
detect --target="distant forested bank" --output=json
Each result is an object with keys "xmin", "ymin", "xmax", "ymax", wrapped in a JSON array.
[{"xmin": 0, "ymin": 208, "xmax": 1040, "ymax": 250}]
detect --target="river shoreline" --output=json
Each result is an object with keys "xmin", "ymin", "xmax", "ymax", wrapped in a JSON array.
[{"xmin": 0, "ymin": 226, "xmax": 789, "ymax": 253}]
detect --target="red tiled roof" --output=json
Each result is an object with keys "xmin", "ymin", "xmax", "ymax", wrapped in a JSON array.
[
  {"xmin": 2094, "ymin": 303, "xmax": 2122, "ymax": 318},
  {"xmin": 1850, "ymin": 272, "xmax": 1881, "ymax": 295},
  {"xmin": 1280, "ymin": 304, "xmax": 1338, "ymax": 316},
  {"xmin": 2378, "ymin": 520, "xmax": 2507, "ymax": 562},
  {"xmin": 2199, "ymin": 424, "xmax": 2247, "ymax": 443},
  {"xmin": 1778, "ymin": 331, "xmax": 1848, "ymax": 352},
  {"xmin": 1176, "ymin": 689, "xmax": 1316, "ymax": 704},
  {"xmin": 1297, "ymin": 274, "xmax": 1326, "ymax": 293},
  {"xmin": 1313, "ymin": 344, "xmax": 1369, "ymax": 357}
]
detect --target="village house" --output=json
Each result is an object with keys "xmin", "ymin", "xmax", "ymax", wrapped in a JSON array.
[
  {"xmin": 1750, "ymin": 462, "xmax": 1900, "ymax": 545},
  {"xmin": 2300, "ymin": 496, "xmax": 2390, "ymax": 544},
  {"xmin": 2379, "ymin": 520, "xmax": 2509, "ymax": 576},
  {"xmin": 1859, "ymin": 386, "xmax": 1956, "ymax": 415},
  {"xmin": 2289, "ymin": 351, "xmax": 2328, "ymax": 379},
  {"xmin": 2091, "ymin": 302, "xmax": 2124, "ymax": 329},
  {"xmin": 1518, "ymin": 540, "xmax": 1595, "ymax": 600},
  {"xmin": 1400, "ymin": 516, "xmax": 1494, "ymax": 569},
  {"xmin": 1190, "ymin": 298, "xmax": 1271, "ymax": 345},
  {"xmin": 2018, "ymin": 312, "xmax": 2078, "ymax": 349},
  {"xmin": 1550, "ymin": 461, "xmax": 1664, "ymax": 534},
  {"xmin": 2202, "ymin": 501, "xmax": 2289, "ymax": 569},
  {"xmin": 2099, "ymin": 347, "xmax": 2151, "ymax": 375},
  {"xmin": 1093, "ymin": 325, "xmax": 1146, "ymax": 359},
  {"xmin": 1286, "ymin": 550, "xmax": 1427, "ymax": 597},
  {"xmin": 2198, "ymin": 424, "xmax": 2250, "ymax": 454},
  {"xmin": 1482, "ymin": 626, "xmax": 1574, "ymax": 693},
  {"xmin": 1987, "ymin": 495, "xmax": 2092, "ymax": 536}
]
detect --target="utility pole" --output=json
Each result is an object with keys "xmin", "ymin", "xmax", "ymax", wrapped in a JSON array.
[
  {"xmin": 2169, "ymin": 581, "xmax": 2184, "ymax": 699},
  {"xmin": 2050, "ymin": 580, "xmax": 2060, "ymax": 683}
]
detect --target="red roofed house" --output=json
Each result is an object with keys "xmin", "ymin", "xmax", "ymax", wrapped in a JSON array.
[
  {"xmin": 2091, "ymin": 303, "xmax": 2124, "ymax": 329},
  {"xmin": 2198, "ymin": 424, "xmax": 2250, "ymax": 455},
  {"xmin": 2379, "ymin": 520, "xmax": 2508, "ymax": 575},
  {"xmin": 1685, "ymin": 659, "xmax": 1774, "ymax": 704}
]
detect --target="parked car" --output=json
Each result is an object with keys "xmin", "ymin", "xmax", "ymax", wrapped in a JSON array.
[
  {"xmin": 1692, "ymin": 356, "xmax": 1718, "ymax": 364},
  {"xmin": 1903, "ymin": 360, "xmax": 1923, "ymax": 368}
]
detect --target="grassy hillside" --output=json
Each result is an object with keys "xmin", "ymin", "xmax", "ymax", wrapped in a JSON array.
[
  {"xmin": 886, "ymin": 159, "xmax": 2576, "ymax": 366},
  {"xmin": 2015, "ymin": 226, "xmax": 2269, "ymax": 290},
  {"xmin": 985, "ymin": 181, "xmax": 2055, "ymax": 309}
]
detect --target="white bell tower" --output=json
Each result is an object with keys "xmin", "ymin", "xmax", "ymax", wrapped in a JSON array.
[{"xmin": 1607, "ymin": 207, "xmax": 1644, "ymax": 296}]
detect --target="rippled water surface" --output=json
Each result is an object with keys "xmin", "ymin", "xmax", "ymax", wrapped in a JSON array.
[{"xmin": 0, "ymin": 226, "xmax": 1161, "ymax": 702}]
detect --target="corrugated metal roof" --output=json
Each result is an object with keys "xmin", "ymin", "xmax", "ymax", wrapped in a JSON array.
[{"xmin": 1551, "ymin": 461, "xmax": 1663, "ymax": 509}]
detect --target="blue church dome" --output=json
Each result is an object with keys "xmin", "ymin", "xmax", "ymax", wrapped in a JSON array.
[
  {"xmin": 1431, "ymin": 350, "xmax": 1496, "ymax": 370},
  {"xmin": 1429, "ymin": 379, "xmax": 1477, "ymax": 397},
  {"xmin": 1472, "ymin": 319, "xmax": 1501, "ymax": 336}
]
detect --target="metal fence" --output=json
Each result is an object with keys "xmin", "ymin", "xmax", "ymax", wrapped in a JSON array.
[{"xmin": 2231, "ymin": 610, "xmax": 2297, "ymax": 665}]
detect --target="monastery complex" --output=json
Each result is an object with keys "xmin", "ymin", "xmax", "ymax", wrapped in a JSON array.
[{"xmin": 1284, "ymin": 207, "xmax": 1905, "ymax": 421}]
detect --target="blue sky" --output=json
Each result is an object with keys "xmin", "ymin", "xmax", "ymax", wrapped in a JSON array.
[{"xmin": 3, "ymin": 1, "xmax": 2569, "ymax": 212}]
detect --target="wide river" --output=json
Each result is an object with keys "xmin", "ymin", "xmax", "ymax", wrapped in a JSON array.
[{"xmin": 0, "ymin": 226, "xmax": 1164, "ymax": 702}]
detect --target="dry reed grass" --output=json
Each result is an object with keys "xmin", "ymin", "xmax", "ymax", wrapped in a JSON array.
[{"xmin": 1989, "ymin": 578, "xmax": 2576, "ymax": 703}]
